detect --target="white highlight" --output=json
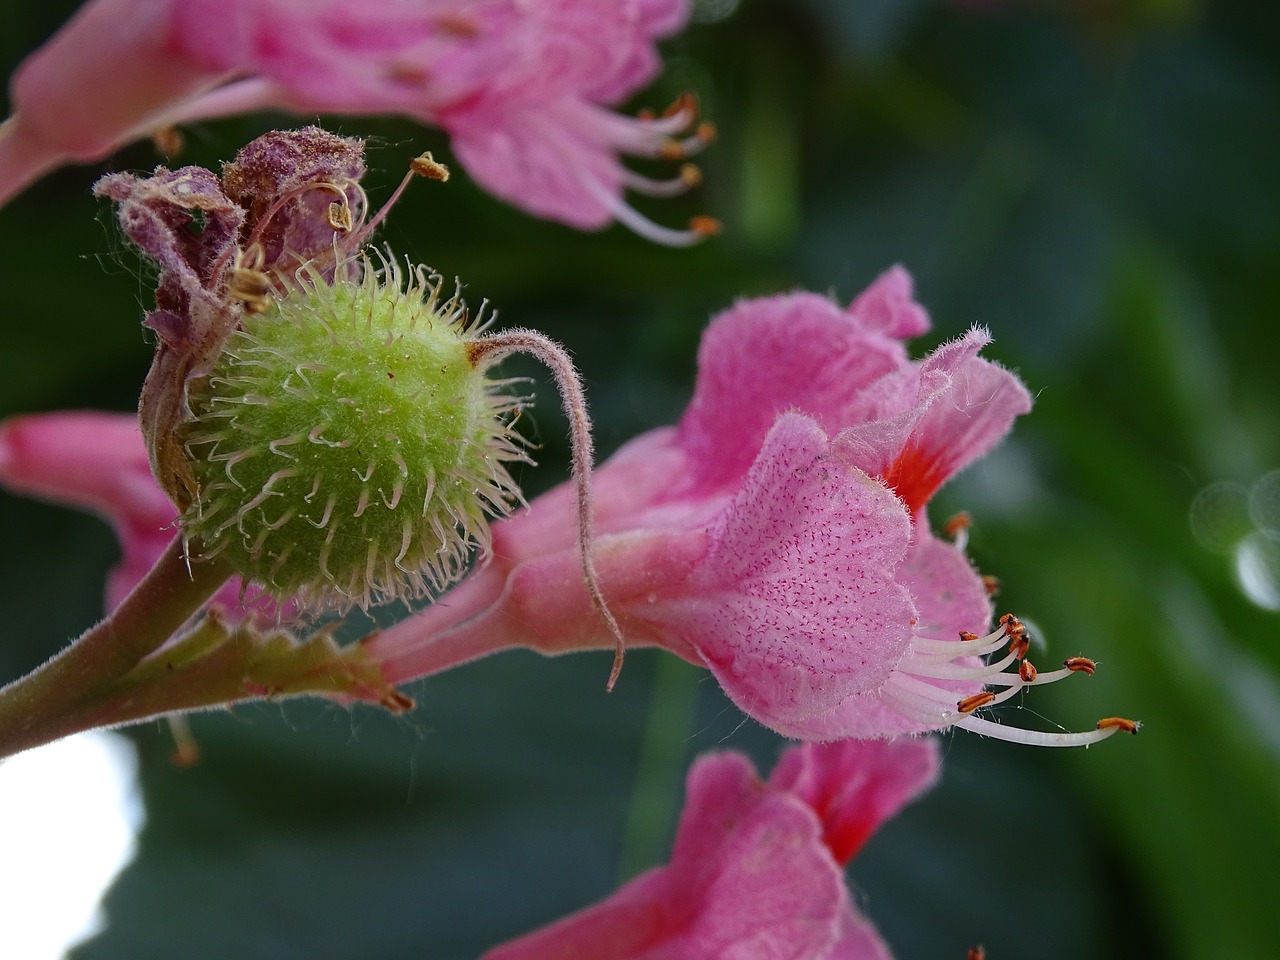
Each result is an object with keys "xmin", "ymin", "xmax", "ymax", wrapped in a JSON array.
[{"xmin": 0, "ymin": 732, "xmax": 144, "ymax": 958}]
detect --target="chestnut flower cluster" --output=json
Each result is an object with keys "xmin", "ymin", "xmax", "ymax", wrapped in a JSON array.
[{"xmin": 0, "ymin": 3, "xmax": 1139, "ymax": 958}]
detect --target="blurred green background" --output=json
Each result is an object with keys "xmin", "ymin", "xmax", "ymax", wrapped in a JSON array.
[{"xmin": 2, "ymin": 0, "xmax": 1279, "ymax": 957}]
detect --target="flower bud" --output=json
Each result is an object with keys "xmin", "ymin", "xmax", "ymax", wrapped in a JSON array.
[{"xmin": 181, "ymin": 254, "xmax": 528, "ymax": 611}]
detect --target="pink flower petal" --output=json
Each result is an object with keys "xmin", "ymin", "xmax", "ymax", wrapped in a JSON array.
[
  {"xmin": 2, "ymin": 0, "xmax": 698, "ymax": 234},
  {"xmin": 836, "ymin": 328, "xmax": 1032, "ymax": 515},
  {"xmin": 0, "ymin": 411, "xmax": 278, "ymax": 620},
  {"xmin": 484, "ymin": 752, "xmax": 847, "ymax": 960},
  {"xmin": 677, "ymin": 292, "xmax": 915, "ymax": 492},
  {"xmin": 769, "ymin": 738, "xmax": 941, "ymax": 865},
  {"xmin": 846, "ymin": 264, "xmax": 931, "ymax": 340},
  {"xmin": 651, "ymin": 414, "xmax": 917, "ymax": 726},
  {"xmin": 483, "ymin": 738, "xmax": 937, "ymax": 959}
]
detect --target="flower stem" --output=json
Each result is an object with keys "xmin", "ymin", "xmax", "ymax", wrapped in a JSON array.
[{"xmin": 0, "ymin": 535, "xmax": 232, "ymax": 758}]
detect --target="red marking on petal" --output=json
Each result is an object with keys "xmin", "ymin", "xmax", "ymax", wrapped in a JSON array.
[
  {"xmin": 824, "ymin": 817, "xmax": 875, "ymax": 866},
  {"xmin": 882, "ymin": 440, "xmax": 950, "ymax": 516}
]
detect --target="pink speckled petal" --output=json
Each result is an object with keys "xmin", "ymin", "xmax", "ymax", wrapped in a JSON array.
[{"xmin": 653, "ymin": 413, "xmax": 917, "ymax": 727}]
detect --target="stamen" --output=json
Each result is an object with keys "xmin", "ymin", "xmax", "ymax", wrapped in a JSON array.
[
  {"xmin": 353, "ymin": 152, "xmax": 450, "ymax": 246},
  {"xmin": 585, "ymin": 172, "xmax": 720, "ymax": 247},
  {"xmin": 956, "ymin": 714, "xmax": 1132, "ymax": 748},
  {"xmin": 619, "ymin": 164, "xmax": 702, "ymax": 198},
  {"xmin": 888, "ymin": 611, "xmax": 1133, "ymax": 747},
  {"xmin": 910, "ymin": 625, "xmax": 1008, "ymax": 659}
]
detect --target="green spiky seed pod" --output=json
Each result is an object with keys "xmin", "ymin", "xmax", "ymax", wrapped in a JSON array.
[{"xmin": 182, "ymin": 255, "xmax": 529, "ymax": 610}]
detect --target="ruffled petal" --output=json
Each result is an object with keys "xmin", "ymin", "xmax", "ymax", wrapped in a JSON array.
[
  {"xmin": 846, "ymin": 264, "xmax": 931, "ymax": 340},
  {"xmin": 482, "ymin": 752, "xmax": 845, "ymax": 960},
  {"xmin": 836, "ymin": 328, "xmax": 1032, "ymax": 516},
  {"xmin": 769, "ymin": 738, "xmax": 941, "ymax": 866},
  {"xmin": 677, "ymin": 291, "xmax": 914, "ymax": 492}
]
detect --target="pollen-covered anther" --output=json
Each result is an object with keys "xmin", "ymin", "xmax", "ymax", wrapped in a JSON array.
[
  {"xmin": 327, "ymin": 201, "xmax": 353, "ymax": 233},
  {"xmin": 227, "ymin": 246, "xmax": 274, "ymax": 315},
  {"xmin": 958, "ymin": 630, "xmax": 980, "ymax": 642},
  {"xmin": 982, "ymin": 574, "xmax": 1001, "ymax": 597},
  {"xmin": 957, "ymin": 691, "xmax": 996, "ymax": 714},
  {"xmin": 409, "ymin": 152, "xmax": 450, "ymax": 182},
  {"xmin": 151, "ymin": 126, "xmax": 183, "ymax": 158},
  {"xmin": 1064, "ymin": 656, "xmax": 1097, "ymax": 675}
]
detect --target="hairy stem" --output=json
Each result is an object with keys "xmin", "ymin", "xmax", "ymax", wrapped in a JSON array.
[{"xmin": 0, "ymin": 535, "xmax": 233, "ymax": 758}]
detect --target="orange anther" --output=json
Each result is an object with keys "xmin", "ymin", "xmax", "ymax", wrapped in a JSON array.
[
  {"xmin": 695, "ymin": 120, "xmax": 718, "ymax": 143},
  {"xmin": 1019, "ymin": 660, "xmax": 1038, "ymax": 683},
  {"xmin": 152, "ymin": 126, "xmax": 184, "ymax": 158},
  {"xmin": 659, "ymin": 140, "xmax": 686, "ymax": 161},
  {"xmin": 957, "ymin": 691, "xmax": 996, "ymax": 714},
  {"xmin": 662, "ymin": 91, "xmax": 698, "ymax": 120},
  {"xmin": 1009, "ymin": 635, "xmax": 1030, "ymax": 660},
  {"xmin": 1064, "ymin": 656, "xmax": 1097, "ymax": 675},
  {"xmin": 689, "ymin": 215, "xmax": 722, "ymax": 238},
  {"xmin": 944, "ymin": 511, "xmax": 972, "ymax": 538},
  {"xmin": 679, "ymin": 163, "xmax": 703, "ymax": 187},
  {"xmin": 958, "ymin": 630, "xmax": 980, "ymax": 642},
  {"xmin": 967, "ymin": 948, "xmax": 987, "ymax": 960},
  {"xmin": 1096, "ymin": 716, "xmax": 1140, "ymax": 734},
  {"xmin": 982, "ymin": 574, "xmax": 1001, "ymax": 597}
]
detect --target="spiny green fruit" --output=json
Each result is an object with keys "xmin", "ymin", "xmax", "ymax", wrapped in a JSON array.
[{"xmin": 182, "ymin": 256, "xmax": 528, "ymax": 610}]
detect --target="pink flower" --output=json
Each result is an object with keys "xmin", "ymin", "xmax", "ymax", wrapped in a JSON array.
[
  {"xmin": 0, "ymin": 411, "xmax": 277, "ymax": 620},
  {"xmin": 0, "ymin": 0, "xmax": 710, "ymax": 241},
  {"xmin": 482, "ymin": 736, "xmax": 940, "ymax": 960},
  {"xmin": 364, "ymin": 267, "xmax": 1131, "ymax": 746}
]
